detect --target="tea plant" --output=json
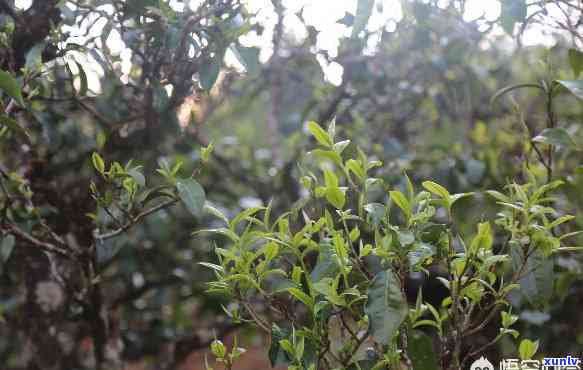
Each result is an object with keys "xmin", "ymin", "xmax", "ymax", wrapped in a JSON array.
[{"xmin": 201, "ymin": 121, "xmax": 581, "ymax": 370}]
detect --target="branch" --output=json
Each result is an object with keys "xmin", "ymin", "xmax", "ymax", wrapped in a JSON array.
[
  {"xmin": 4, "ymin": 223, "xmax": 72, "ymax": 259},
  {"xmin": 94, "ymin": 198, "xmax": 178, "ymax": 241}
]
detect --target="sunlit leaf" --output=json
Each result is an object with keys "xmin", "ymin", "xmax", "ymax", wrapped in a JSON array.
[{"xmin": 307, "ymin": 121, "xmax": 333, "ymax": 147}]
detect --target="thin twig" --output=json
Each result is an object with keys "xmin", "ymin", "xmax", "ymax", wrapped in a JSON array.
[{"xmin": 95, "ymin": 198, "xmax": 178, "ymax": 241}]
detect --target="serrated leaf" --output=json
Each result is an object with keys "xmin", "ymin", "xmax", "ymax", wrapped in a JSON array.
[
  {"xmin": 0, "ymin": 70, "xmax": 25, "ymax": 107},
  {"xmin": 422, "ymin": 181, "xmax": 450, "ymax": 200},
  {"xmin": 365, "ymin": 269, "xmax": 408, "ymax": 345},
  {"xmin": 176, "ymin": 178, "xmax": 206, "ymax": 218},
  {"xmin": 532, "ymin": 128, "xmax": 576, "ymax": 148},
  {"xmin": 307, "ymin": 121, "xmax": 333, "ymax": 147}
]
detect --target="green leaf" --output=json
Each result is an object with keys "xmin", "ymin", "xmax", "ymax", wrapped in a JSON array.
[
  {"xmin": 485, "ymin": 190, "xmax": 511, "ymax": 203},
  {"xmin": 500, "ymin": 0, "xmax": 527, "ymax": 34},
  {"xmin": 333, "ymin": 140, "xmax": 350, "ymax": 154},
  {"xmin": 307, "ymin": 121, "xmax": 333, "ymax": 147},
  {"xmin": 449, "ymin": 192, "xmax": 473, "ymax": 206},
  {"xmin": 203, "ymin": 201, "xmax": 229, "ymax": 225},
  {"xmin": 152, "ymin": 80, "xmax": 170, "ymax": 113},
  {"xmin": 323, "ymin": 169, "xmax": 345, "ymax": 208},
  {"xmin": 470, "ymin": 222, "xmax": 493, "ymax": 253},
  {"xmin": 346, "ymin": 159, "xmax": 365, "ymax": 180},
  {"xmin": 352, "ymin": 0, "xmax": 374, "ymax": 38},
  {"xmin": 0, "ymin": 70, "xmax": 25, "ymax": 107},
  {"xmin": 309, "ymin": 149, "xmax": 342, "ymax": 165},
  {"xmin": 310, "ymin": 243, "xmax": 340, "ymax": 283},
  {"xmin": 532, "ymin": 128, "xmax": 576, "ymax": 148},
  {"xmin": 128, "ymin": 168, "xmax": 145, "ymax": 187},
  {"xmin": 568, "ymin": 48, "xmax": 583, "ymax": 77},
  {"xmin": 287, "ymin": 288, "xmax": 314, "ymax": 309},
  {"xmin": 313, "ymin": 277, "xmax": 345, "ymax": 306},
  {"xmin": 0, "ymin": 114, "xmax": 29, "ymax": 139},
  {"xmin": 389, "ymin": 190, "xmax": 411, "ymax": 221},
  {"xmin": 408, "ymin": 331, "xmax": 439, "ymax": 370},
  {"xmin": 0, "ymin": 235, "xmax": 15, "ymax": 264},
  {"xmin": 201, "ymin": 142, "xmax": 214, "ymax": 163},
  {"xmin": 91, "ymin": 152, "xmax": 105, "ymax": 174},
  {"xmin": 193, "ymin": 228, "xmax": 239, "ymax": 242},
  {"xmin": 326, "ymin": 187, "xmax": 345, "ymax": 209},
  {"xmin": 25, "ymin": 42, "xmax": 46, "ymax": 72},
  {"xmin": 365, "ymin": 269, "xmax": 408, "ymax": 345},
  {"xmin": 231, "ymin": 44, "xmax": 260, "ymax": 75},
  {"xmin": 422, "ymin": 181, "xmax": 450, "ymax": 200},
  {"xmin": 199, "ymin": 54, "xmax": 223, "ymax": 90},
  {"xmin": 176, "ymin": 178, "xmax": 206, "ymax": 218},
  {"xmin": 556, "ymin": 80, "xmax": 583, "ymax": 101},
  {"xmin": 364, "ymin": 203, "xmax": 386, "ymax": 227},
  {"xmin": 327, "ymin": 117, "xmax": 336, "ymax": 142},
  {"xmin": 518, "ymin": 339, "xmax": 539, "ymax": 360},
  {"xmin": 510, "ymin": 246, "xmax": 553, "ymax": 305},
  {"xmin": 269, "ymin": 325, "xmax": 292, "ymax": 366},
  {"xmin": 501, "ymin": 311, "xmax": 518, "ymax": 328}
]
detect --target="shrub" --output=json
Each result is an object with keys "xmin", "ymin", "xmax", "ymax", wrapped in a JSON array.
[{"xmin": 202, "ymin": 121, "xmax": 581, "ymax": 370}]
